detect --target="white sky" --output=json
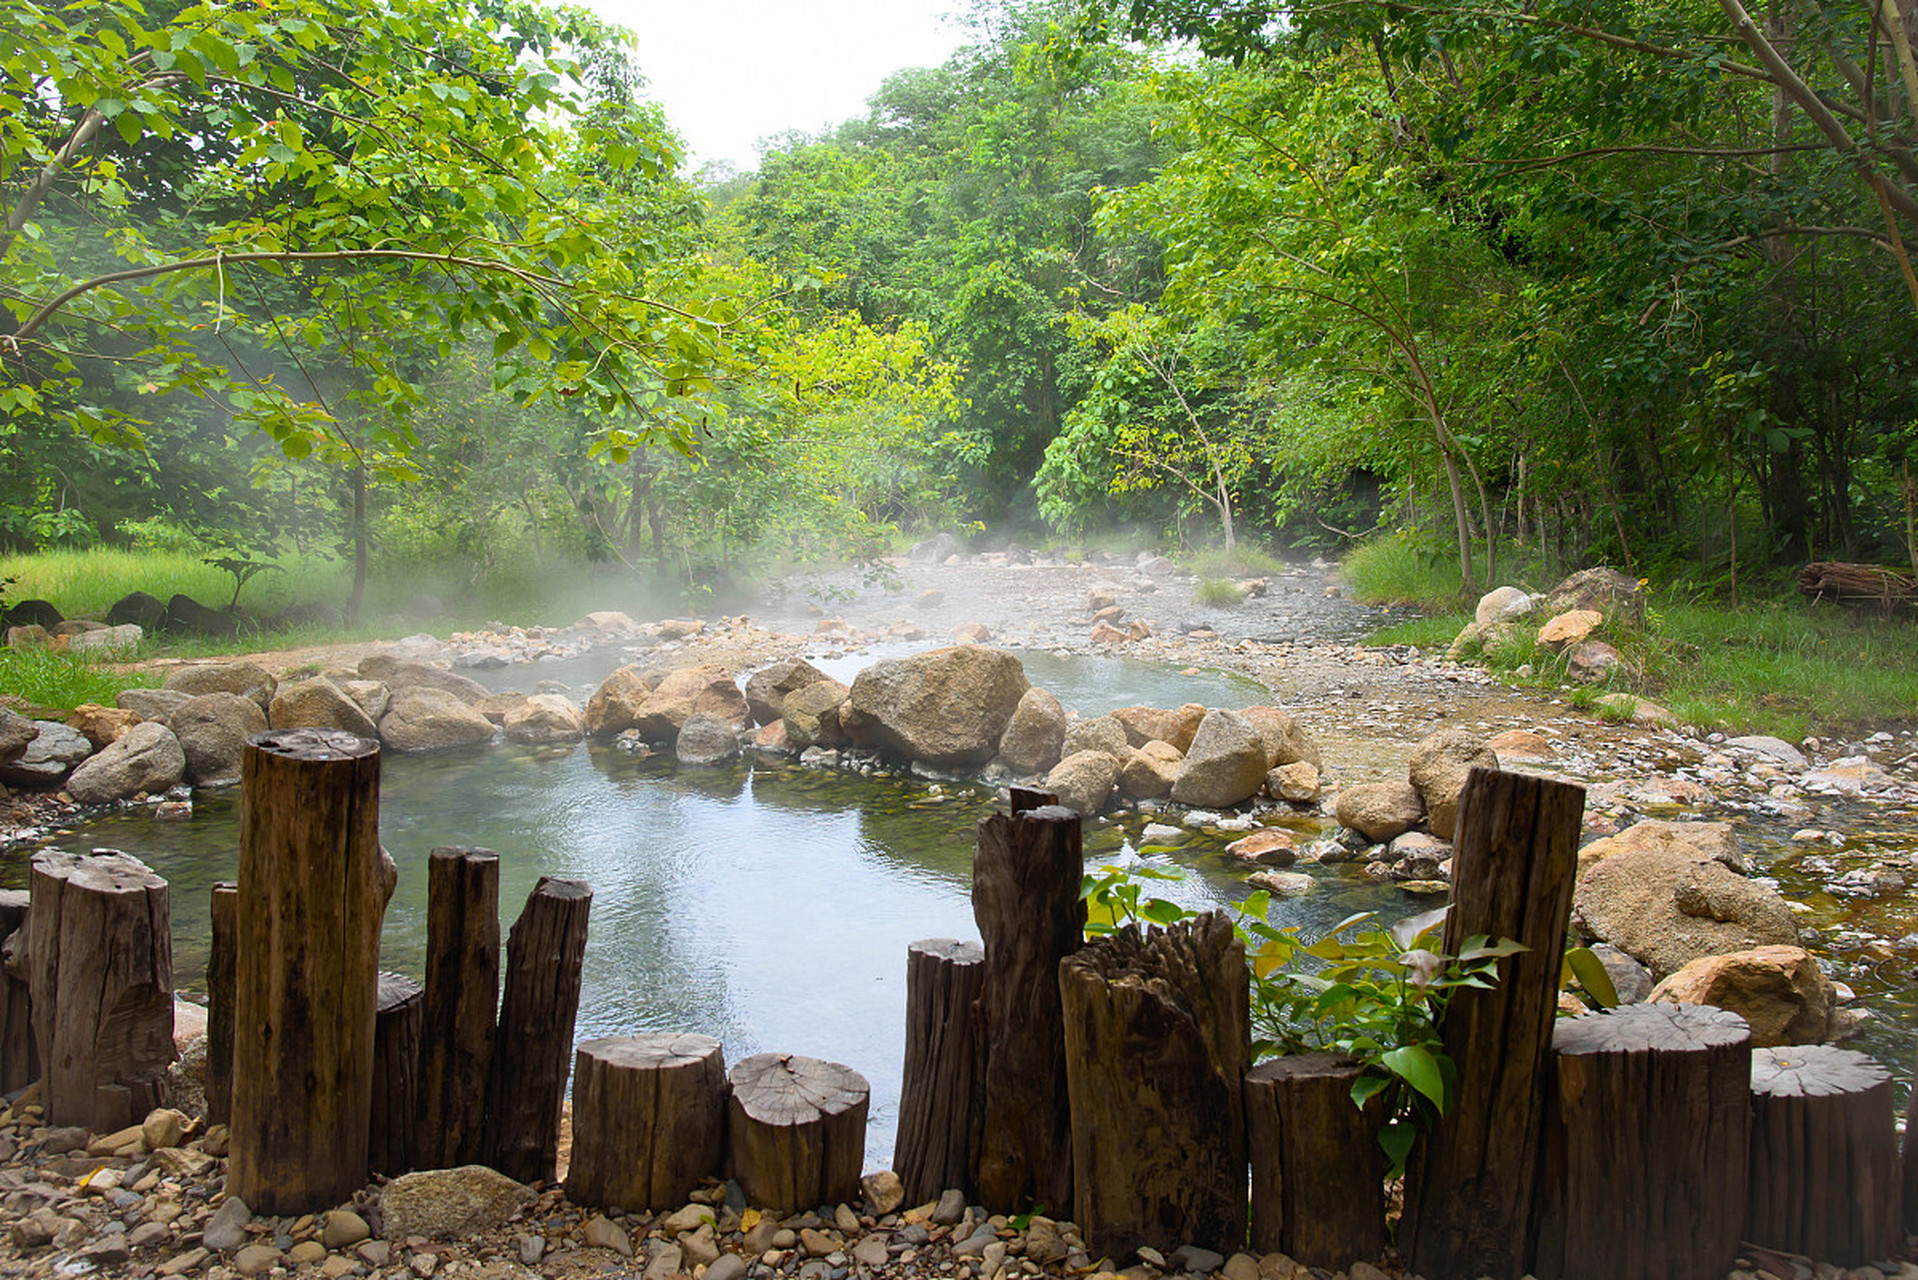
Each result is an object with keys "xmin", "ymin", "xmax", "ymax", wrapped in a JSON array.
[{"xmin": 589, "ymin": 0, "xmax": 973, "ymax": 172}]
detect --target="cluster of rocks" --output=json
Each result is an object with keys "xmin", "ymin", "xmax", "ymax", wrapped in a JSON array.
[
  {"xmin": 1446, "ymin": 567, "xmax": 1649, "ymax": 685},
  {"xmin": 2, "ymin": 591, "xmax": 343, "ymax": 647}
]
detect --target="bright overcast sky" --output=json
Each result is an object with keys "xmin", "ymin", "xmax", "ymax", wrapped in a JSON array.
[{"xmin": 589, "ymin": 0, "xmax": 973, "ymax": 172}]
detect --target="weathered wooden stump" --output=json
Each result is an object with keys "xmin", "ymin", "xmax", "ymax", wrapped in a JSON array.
[
  {"xmin": 483, "ymin": 875, "xmax": 591, "ymax": 1184},
  {"xmin": 1535, "ymin": 1003, "xmax": 1751, "ymax": 1280},
  {"xmin": 727, "ymin": 1052, "xmax": 869, "ymax": 1214},
  {"xmin": 415, "ymin": 846, "xmax": 500, "ymax": 1170},
  {"xmin": 894, "ymin": 938, "xmax": 986, "ymax": 1205},
  {"xmin": 1059, "ymin": 913, "xmax": 1248, "ymax": 1261},
  {"xmin": 1748, "ymin": 1045, "xmax": 1900, "ymax": 1265},
  {"xmin": 28, "ymin": 849, "xmax": 175, "ymax": 1130},
  {"xmin": 972, "ymin": 802, "xmax": 1083, "ymax": 1213},
  {"xmin": 228, "ymin": 728, "xmax": 386, "ymax": 1215},
  {"xmin": 1244, "ymin": 1053, "xmax": 1386, "ymax": 1270},
  {"xmin": 566, "ymin": 1033, "xmax": 728, "ymax": 1211},
  {"xmin": 0, "ymin": 889, "xmax": 36, "ymax": 1093},
  {"xmin": 205, "ymin": 882, "xmax": 236, "ymax": 1126},
  {"xmin": 1400, "ymin": 767, "xmax": 1585, "ymax": 1280},
  {"xmin": 370, "ymin": 972, "xmax": 424, "ymax": 1178}
]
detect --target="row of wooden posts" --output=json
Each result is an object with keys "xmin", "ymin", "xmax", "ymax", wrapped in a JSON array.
[{"xmin": 0, "ymin": 731, "xmax": 1913, "ymax": 1280}]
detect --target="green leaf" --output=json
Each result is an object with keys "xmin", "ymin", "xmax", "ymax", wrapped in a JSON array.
[
  {"xmin": 1565, "ymin": 947, "xmax": 1621, "ymax": 1010},
  {"xmin": 1381, "ymin": 1044, "xmax": 1447, "ymax": 1110}
]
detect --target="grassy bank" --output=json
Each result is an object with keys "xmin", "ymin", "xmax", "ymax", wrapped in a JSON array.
[
  {"xmin": 0, "ymin": 647, "xmax": 160, "ymax": 714},
  {"xmin": 1347, "ymin": 535, "xmax": 1918, "ymax": 739}
]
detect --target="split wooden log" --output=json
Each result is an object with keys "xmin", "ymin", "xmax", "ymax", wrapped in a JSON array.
[
  {"xmin": 727, "ymin": 1051, "xmax": 869, "ymax": 1214},
  {"xmin": 205, "ymin": 882, "xmax": 236, "ymax": 1126},
  {"xmin": 228, "ymin": 728, "xmax": 387, "ymax": 1215},
  {"xmin": 1748, "ymin": 1045, "xmax": 1900, "ymax": 1266},
  {"xmin": 369, "ymin": 972, "xmax": 424, "ymax": 1178},
  {"xmin": 483, "ymin": 875, "xmax": 592, "ymax": 1184},
  {"xmin": 1400, "ymin": 767, "xmax": 1585, "ymax": 1280},
  {"xmin": 1059, "ymin": 913, "xmax": 1248, "ymax": 1261},
  {"xmin": 893, "ymin": 938, "xmax": 986, "ymax": 1205},
  {"xmin": 28, "ymin": 849, "xmax": 175, "ymax": 1130},
  {"xmin": 972, "ymin": 803, "xmax": 1084, "ymax": 1213},
  {"xmin": 1534, "ymin": 1003, "xmax": 1751, "ymax": 1280},
  {"xmin": 566, "ymin": 1033, "xmax": 728, "ymax": 1211},
  {"xmin": 0, "ymin": 889, "xmax": 36, "ymax": 1094},
  {"xmin": 1244, "ymin": 1053, "xmax": 1386, "ymax": 1271},
  {"xmin": 414, "ymin": 846, "xmax": 500, "ymax": 1170}
]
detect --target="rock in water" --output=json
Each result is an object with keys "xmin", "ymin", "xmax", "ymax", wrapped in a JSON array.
[
  {"xmin": 1648, "ymin": 945, "xmax": 1835, "ymax": 1045},
  {"xmin": 846, "ymin": 645, "xmax": 1029, "ymax": 767},
  {"xmin": 65, "ymin": 722, "xmax": 185, "ymax": 802},
  {"xmin": 1170, "ymin": 710, "xmax": 1268, "ymax": 808},
  {"xmin": 1407, "ymin": 727, "xmax": 1498, "ymax": 840}
]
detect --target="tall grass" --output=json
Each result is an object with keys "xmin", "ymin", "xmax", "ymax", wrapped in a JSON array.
[
  {"xmin": 0, "ymin": 548, "xmax": 347, "ymax": 618},
  {"xmin": 0, "ymin": 648, "xmax": 160, "ymax": 712},
  {"xmin": 1184, "ymin": 545, "xmax": 1289, "ymax": 578}
]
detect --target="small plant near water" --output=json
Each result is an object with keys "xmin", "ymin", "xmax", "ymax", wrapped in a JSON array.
[{"xmin": 1194, "ymin": 577, "xmax": 1246, "ymax": 607}]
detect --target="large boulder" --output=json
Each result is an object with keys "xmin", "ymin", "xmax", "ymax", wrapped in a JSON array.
[
  {"xmin": 1546, "ymin": 566, "xmax": 1645, "ymax": 624},
  {"xmin": 0, "ymin": 721, "xmax": 94, "ymax": 787},
  {"xmin": 1239, "ymin": 706, "xmax": 1323, "ymax": 770},
  {"xmin": 164, "ymin": 662, "xmax": 278, "ymax": 712},
  {"xmin": 1537, "ymin": 609, "xmax": 1602, "ymax": 653},
  {"xmin": 1110, "ymin": 704, "xmax": 1206, "ymax": 754},
  {"xmin": 1045, "ymin": 750, "xmax": 1120, "ymax": 816},
  {"xmin": 105, "ymin": 591, "xmax": 167, "ymax": 632},
  {"xmin": 66, "ymin": 722, "xmax": 185, "ymax": 803},
  {"xmin": 340, "ymin": 679, "xmax": 391, "ymax": 724},
  {"xmin": 782, "ymin": 679, "xmax": 851, "ymax": 750},
  {"xmin": 1578, "ymin": 818, "xmax": 1746, "ymax": 875},
  {"xmin": 1118, "ymin": 740, "xmax": 1182, "ymax": 800},
  {"xmin": 3, "ymin": 598, "xmax": 62, "ymax": 629},
  {"xmin": 996, "ymin": 688, "xmax": 1067, "ymax": 776},
  {"xmin": 1572, "ymin": 847, "xmax": 1798, "ymax": 979},
  {"xmin": 1334, "ymin": 781, "xmax": 1425, "ymax": 843},
  {"xmin": 1474, "ymin": 586, "xmax": 1534, "ymax": 627},
  {"xmin": 269, "ymin": 677, "xmax": 379, "ymax": 738},
  {"xmin": 117, "ymin": 687, "xmax": 193, "ymax": 722},
  {"xmin": 0, "ymin": 707, "xmax": 36, "ymax": 764},
  {"xmin": 631, "ymin": 665, "xmax": 750, "ymax": 742},
  {"xmin": 357, "ymin": 655, "xmax": 489, "ymax": 705},
  {"xmin": 1169, "ymin": 710, "xmax": 1268, "ymax": 808},
  {"xmin": 170, "ymin": 692, "xmax": 269, "ymax": 785},
  {"xmin": 380, "ymin": 1166, "xmax": 535, "ymax": 1242},
  {"xmin": 378, "ymin": 688, "xmax": 497, "ymax": 752},
  {"xmin": 68, "ymin": 704, "xmax": 141, "ymax": 751},
  {"xmin": 69, "ymin": 624, "xmax": 143, "ymax": 655},
  {"xmin": 846, "ymin": 645, "xmax": 1029, "ymax": 767},
  {"xmin": 502, "ymin": 695, "xmax": 586, "ymax": 745},
  {"xmin": 909, "ymin": 531, "xmax": 962, "ymax": 564},
  {"xmin": 163, "ymin": 594, "xmax": 243, "ymax": 638},
  {"xmin": 584, "ymin": 665, "xmax": 659, "ymax": 738},
  {"xmin": 743, "ymin": 659, "xmax": 832, "ymax": 726},
  {"xmin": 1407, "ymin": 728, "xmax": 1499, "ymax": 840},
  {"xmin": 1062, "ymin": 715, "xmax": 1130, "ymax": 760},
  {"xmin": 675, "ymin": 713, "xmax": 741, "ymax": 766},
  {"xmin": 1647, "ymin": 945, "xmax": 1835, "ymax": 1046}
]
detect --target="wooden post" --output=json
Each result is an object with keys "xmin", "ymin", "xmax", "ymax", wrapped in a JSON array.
[
  {"xmin": 1535, "ymin": 1003, "xmax": 1751, "ymax": 1280},
  {"xmin": 0, "ymin": 889, "xmax": 35, "ymax": 1094},
  {"xmin": 894, "ymin": 938, "xmax": 986, "ymax": 1204},
  {"xmin": 1059, "ymin": 913, "xmax": 1249, "ymax": 1261},
  {"xmin": 415, "ymin": 846, "xmax": 500, "ymax": 1170},
  {"xmin": 28, "ymin": 849, "xmax": 175, "ymax": 1130},
  {"xmin": 229, "ymin": 728, "xmax": 385, "ymax": 1215},
  {"xmin": 1748, "ymin": 1045, "xmax": 1900, "ymax": 1266},
  {"xmin": 205, "ymin": 882, "xmax": 236, "ymax": 1127},
  {"xmin": 566, "ymin": 1033, "xmax": 728, "ymax": 1211},
  {"xmin": 972, "ymin": 803, "xmax": 1084, "ymax": 1213},
  {"xmin": 370, "ymin": 972, "xmax": 424, "ymax": 1178},
  {"xmin": 1400, "ymin": 767, "xmax": 1585, "ymax": 1280},
  {"xmin": 483, "ymin": 875, "xmax": 591, "ymax": 1184},
  {"xmin": 1244, "ymin": 1053, "xmax": 1386, "ymax": 1271},
  {"xmin": 727, "ymin": 1052, "xmax": 869, "ymax": 1213}
]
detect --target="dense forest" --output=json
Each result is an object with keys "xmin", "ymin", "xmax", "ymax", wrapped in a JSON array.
[{"xmin": 4, "ymin": 0, "xmax": 1917, "ymax": 609}]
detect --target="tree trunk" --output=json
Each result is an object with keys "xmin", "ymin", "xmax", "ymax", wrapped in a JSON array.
[
  {"xmin": 1244, "ymin": 1053, "xmax": 1387, "ymax": 1271},
  {"xmin": 0, "ymin": 890, "xmax": 35, "ymax": 1094},
  {"xmin": 346, "ymin": 463, "xmax": 368, "ymax": 624},
  {"xmin": 894, "ymin": 938, "xmax": 986, "ymax": 1205},
  {"xmin": 205, "ymin": 881, "xmax": 237, "ymax": 1127},
  {"xmin": 28, "ymin": 849, "xmax": 175, "ymax": 1131},
  {"xmin": 972, "ymin": 804, "xmax": 1085, "ymax": 1213},
  {"xmin": 369, "ymin": 972, "xmax": 423, "ymax": 1178},
  {"xmin": 1748, "ymin": 1045, "xmax": 1900, "ymax": 1265},
  {"xmin": 727, "ymin": 1052, "xmax": 869, "ymax": 1214},
  {"xmin": 1058, "ymin": 914, "xmax": 1248, "ymax": 1261},
  {"xmin": 415, "ymin": 846, "xmax": 500, "ymax": 1171},
  {"xmin": 484, "ymin": 876, "xmax": 591, "ymax": 1184},
  {"xmin": 567, "ymin": 1033, "xmax": 729, "ymax": 1211},
  {"xmin": 1400, "ymin": 768, "xmax": 1585, "ymax": 1280},
  {"xmin": 228, "ymin": 728, "xmax": 386, "ymax": 1215}
]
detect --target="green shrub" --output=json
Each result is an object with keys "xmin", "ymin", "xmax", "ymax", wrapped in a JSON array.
[
  {"xmin": 1194, "ymin": 577, "xmax": 1246, "ymax": 607},
  {"xmin": 0, "ymin": 647, "xmax": 159, "ymax": 712}
]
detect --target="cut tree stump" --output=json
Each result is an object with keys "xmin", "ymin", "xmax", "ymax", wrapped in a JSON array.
[
  {"xmin": 1535, "ymin": 1003, "xmax": 1751, "ymax": 1280},
  {"xmin": 28, "ymin": 849, "xmax": 175, "ymax": 1130},
  {"xmin": 727, "ymin": 1052, "xmax": 869, "ymax": 1214},
  {"xmin": 370, "ymin": 972, "xmax": 424, "ymax": 1178},
  {"xmin": 1400, "ymin": 767, "xmax": 1585, "ymax": 1280},
  {"xmin": 205, "ymin": 882, "xmax": 236, "ymax": 1126},
  {"xmin": 1244, "ymin": 1053, "xmax": 1386, "ymax": 1271},
  {"xmin": 893, "ymin": 938, "xmax": 986, "ymax": 1205},
  {"xmin": 483, "ymin": 876, "xmax": 592, "ymax": 1184},
  {"xmin": 566, "ymin": 1033, "xmax": 728, "ymax": 1211},
  {"xmin": 0, "ymin": 889, "xmax": 35, "ymax": 1094},
  {"xmin": 228, "ymin": 728, "xmax": 387, "ymax": 1215},
  {"xmin": 415, "ymin": 846, "xmax": 500, "ymax": 1171},
  {"xmin": 1748, "ymin": 1045, "xmax": 1900, "ymax": 1265},
  {"xmin": 1059, "ymin": 913, "xmax": 1249, "ymax": 1261},
  {"xmin": 972, "ymin": 803, "xmax": 1084, "ymax": 1213}
]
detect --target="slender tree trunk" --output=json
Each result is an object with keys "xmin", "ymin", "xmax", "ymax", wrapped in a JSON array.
[{"xmin": 345, "ymin": 463, "xmax": 367, "ymax": 624}]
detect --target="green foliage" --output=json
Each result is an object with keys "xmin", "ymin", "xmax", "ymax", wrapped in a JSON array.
[
  {"xmin": 1340, "ymin": 535, "xmax": 1471, "ymax": 609},
  {"xmin": 1193, "ymin": 577, "xmax": 1245, "ymax": 607},
  {"xmin": 0, "ymin": 647, "xmax": 159, "ymax": 711}
]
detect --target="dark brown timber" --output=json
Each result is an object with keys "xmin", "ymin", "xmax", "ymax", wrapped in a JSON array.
[
  {"xmin": 566, "ymin": 1033, "xmax": 729, "ymax": 1211},
  {"xmin": 205, "ymin": 881, "xmax": 236, "ymax": 1126},
  {"xmin": 483, "ymin": 875, "xmax": 591, "ymax": 1184},
  {"xmin": 894, "ymin": 938, "xmax": 986, "ymax": 1205},
  {"xmin": 369, "ymin": 971, "xmax": 424, "ymax": 1178},
  {"xmin": 1244, "ymin": 1053, "xmax": 1387, "ymax": 1270},
  {"xmin": 414, "ymin": 846, "xmax": 500, "ymax": 1170},
  {"xmin": 1749, "ymin": 1044, "xmax": 1900, "ymax": 1265},
  {"xmin": 727, "ymin": 1052, "xmax": 869, "ymax": 1213},
  {"xmin": 0, "ymin": 889, "xmax": 36, "ymax": 1093}
]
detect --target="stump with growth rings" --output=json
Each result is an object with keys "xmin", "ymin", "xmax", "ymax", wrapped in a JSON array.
[
  {"xmin": 893, "ymin": 938, "xmax": 986, "ymax": 1205},
  {"xmin": 1243, "ymin": 1053, "xmax": 1386, "ymax": 1271},
  {"xmin": 1747, "ymin": 1044, "xmax": 1900, "ymax": 1265},
  {"xmin": 370, "ymin": 972, "xmax": 424, "ymax": 1178},
  {"xmin": 727, "ymin": 1052, "xmax": 869, "ymax": 1214},
  {"xmin": 483, "ymin": 875, "xmax": 592, "ymax": 1184},
  {"xmin": 415, "ymin": 846, "xmax": 500, "ymax": 1171},
  {"xmin": 566, "ymin": 1033, "xmax": 728, "ymax": 1211}
]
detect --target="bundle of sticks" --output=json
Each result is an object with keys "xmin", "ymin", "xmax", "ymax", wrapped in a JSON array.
[{"xmin": 1798, "ymin": 561, "xmax": 1918, "ymax": 608}]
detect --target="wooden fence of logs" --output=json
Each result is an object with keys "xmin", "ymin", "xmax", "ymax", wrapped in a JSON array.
[{"xmin": 1, "ymin": 743, "xmax": 1914, "ymax": 1279}]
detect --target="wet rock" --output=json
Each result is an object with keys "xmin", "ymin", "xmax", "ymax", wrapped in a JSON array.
[
  {"xmin": 847, "ymin": 644, "xmax": 1030, "ymax": 766},
  {"xmin": 171, "ymin": 691, "xmax": 269, "ymax": 785},
  {"xmin": 996, "ymin": 687, "xmax": 1067, "ymax": 775},
  {"xmin": 1047, "ymin": 749, "xmax": 1120, "ymax": 816},
  {"xmin": 66, "ymin": 721, "xmax": 185, "ymax": 802},
  {"xmin": 782, "ymin": 679, "xmax": 852, "ymax": 750},
  {"xmin": 1239, "ymin": 705, "xmax": 1322, "ymax": 770},
  {"xmin": 1063, "ymin": 714, "xmax": 1131, "ymax": 759},
  {"xmin": 1408, "ymin": 727, "xmax": 1498, "ymax": 840},
  {"xmin": 1118, "ymin": 740, "xmax": 1182, "ymax": 800},
  {"xmin": 379, "ymin": 688, "xmax": 497, "ymax": 751},
  {"xmin": 379, "ymin": 1165, "xmax": 534, "ymax": 1240},
  {"xmin": 1247, "ymin": 870, "xmax": 1316, "ymax": 896},
  {"xmin": 1334, "ymin": 780, "xmax": 1425, "ymax": 843},
  {"xmin": 585, "ymin": 665, "xmax": 661, "ymax": 737},
  {"xmin": 1226, "ymin": 828, "xmax": 1298, "ymax": 867},
  {"xmin": 744, "ymin": 658, "xmax": 832, "ymax": 725},
  {"xmin": 1089, "ymin": 620, "xmax": 1131, "ymax": 646},
  {"xmin": 1110, "ymin": 704, "xmax": 1206, "ymax": 754},
  {"xmin": 1267, "ymin": 760, "xmax": 1321, "ymax": 802},
  {"xmin": 1726, "ymin": 735, "xmax": 1808, "ymax": 769},
  {"xmin": 1803, "ymin": 755, "xmax": 1899, "ymax": 794},
  {"xmin": 1577, "ymin": 818, "xmax": 1747, "ymax": 875},
  {"xmin": 163, "ymin": 661, "xmax": 277, "ymax": 711},
  {"xmin": 356, "ymin": 654, "xmax": 490, "ymax": 705},
  {"xmin": 1648, "ymin": 945, "xmax": 1836, "ymax": 1045},
  {"xmin": 268, "ymin": 676, "xmax": 379, "ymax": 737},
  {"xmin": 502, "ymin": 694, "xmax": 586, "ymax": 744},
  {"xmin": 1573, "ymin": 847, "xmax": 1799, "ymax": 979},
  {"xmin": 633, "ymin": 664, "xmax": 752, "ymax": 740},
  {"xmin": 1170, "ymin": 709, "xmax": 1269, "ymax": 808},
  {"xmin": 676, "ymin": 713, "xmax": 742, "ymax": 765},
  {"xmin": 0, "ymin": 718, "xmax": 93, "ymax": 787}
]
